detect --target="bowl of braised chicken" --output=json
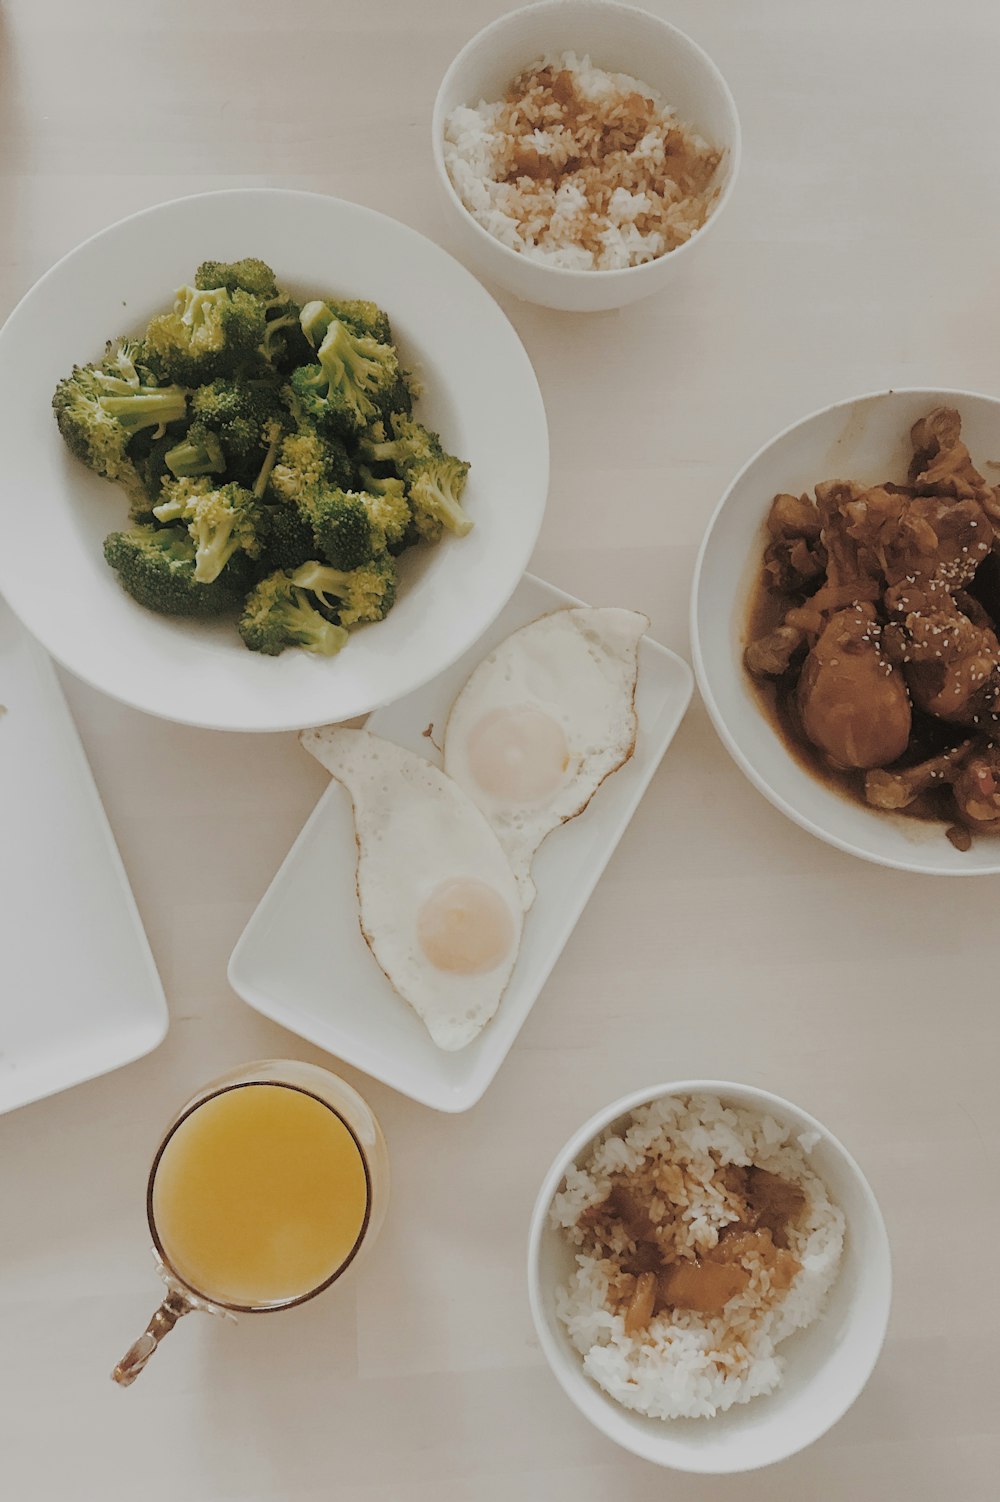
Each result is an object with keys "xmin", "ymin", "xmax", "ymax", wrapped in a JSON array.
[{"xmin": 692, "ymin": 389, "xmax": 1000, "ymax": 873}]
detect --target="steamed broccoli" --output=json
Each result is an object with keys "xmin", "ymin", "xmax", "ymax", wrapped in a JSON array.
[
  {"xmin": 300, "ymin": 297, "xmax": 394, "ymax": 348},
  {"xmin": 56, "ymin": 257, "xmax": 469, "ymax": 660},
  {"xmin": 261, "ymin": 502, "xmax": 316, "ymax": 572},
  {"xmin": 289, "ymin": 316, "xmax": 400, "ymax": 437},
  {"xmin": 130, "ymin": 431, "xmax": 182, "ymax": 511},
  {"xmin": 408, "ymin": 458, "xmax": 473, "ymax": 542},
  {"xmin": 298, "ymin": 487, "xmax": 377, "ymax": 571},
  {"xmin": 261, "ymin": 296, "xmax": 312, "ymax": 371},
  {"xmin": 103, "ymin": 525, "xmax": 251, "ymax": 616},
  {"xmin": 195, "ymin": 259, "xmax": 279, "ymax": 298},
  {"xmin": 52, "ymin": 343, "xmax": 189, "ymax": 510},
  {"xmin": 359, "ymin": 413, "xmax": 472, "ymax": 539},
  {"xmin": 163, "ymin": 423, "xmax": 226, "ymax": 479},
  {"xmin": 144, "ymin": 284, "xmax": 266, "ymax": 385},
  {"xmin": 357, "ymin": 476, "xmax": 410, "ymax": 550},
  {"xmin": 153, "ymin": 477, "xmax": 266, "ymax": 583},
  {"xmin": 193, "ymin": 261, "xmax": 309, "ymax": 371},
  {"xmin": 164, "ymin": 378, "xmax": 286, "ymax": 482},
  {"xmin": 238, "ymin": 571, "xmax": 349, "ymax": 656},
  {"xmin": 298, "ymin": 300, "xmax": 411, "ymax": 426},
  {"xmin": 290, "ymin": 556, "xmax": 397, "ymax": 627},
  {"xmin": 269, "ymin": 419, "xmax": 355, "ymax": 503}
]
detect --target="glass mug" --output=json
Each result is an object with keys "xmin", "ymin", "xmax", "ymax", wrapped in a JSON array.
[{"xmin": 112, "ymin": 1060, "xmax": 389, "ymax": 1386}]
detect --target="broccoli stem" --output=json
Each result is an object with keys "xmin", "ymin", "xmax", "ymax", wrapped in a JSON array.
[
  {"xmin": 98, "ymin": 388, "xmax": 189, "ymax": 433},
  {"xmin": 252, "ymin": 419, "xmax": 283, "ymax": 499}
]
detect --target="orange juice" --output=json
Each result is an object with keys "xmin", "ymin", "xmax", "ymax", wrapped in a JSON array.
[{"xmin": 150, "ymin": 1082, "xmax": 370, "ymax": 1308}]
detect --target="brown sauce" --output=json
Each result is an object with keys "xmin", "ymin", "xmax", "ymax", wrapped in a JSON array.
[{"xmin": 581, "ymin": 1164, "xmax": 806, "ymax": 1333}]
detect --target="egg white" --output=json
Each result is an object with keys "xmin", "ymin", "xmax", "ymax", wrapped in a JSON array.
[
  {"xmin": 443, "ymin": 607, "xmax": 647, "ymax": 907},
  {"xmin": 301, "ymin": 726, "xmax": 523, "ymax": 1051}
]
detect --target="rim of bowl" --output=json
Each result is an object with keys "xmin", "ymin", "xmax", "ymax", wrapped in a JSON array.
[
  {"xmin": 690, "ymin": 385, "xmax": 1000, "ymax": 876},
  {"xmin": 431, "ymin": 0, "xmax": 742, "ymax": 283},
  {"xmin": 526, "ymin": 1078, "xmax": 892, "ymax": 1474},
  {"xmin": 0, "ymin": 186, "xmax": 550, "ymax": 733}
]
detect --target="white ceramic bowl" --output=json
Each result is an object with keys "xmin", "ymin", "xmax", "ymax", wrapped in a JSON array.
[
  {"xmin": 692, "ymin": 388, "xmax": 1000, "ymax": 875},
  {"xmin": 0, "ymin": 189, "xmax": 549, "ymax": 731},
  {"xmin": 432, "ymin": 1, "xmax": 741, "ymax": 312},
  {"xmin": 528, "ymin": 1080, "xmax": 891, "ymax": 1474}
]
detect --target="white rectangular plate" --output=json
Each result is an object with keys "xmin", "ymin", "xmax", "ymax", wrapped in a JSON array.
[
  {"xmin": 0, "ymin": 598, "xmax": 167, "ymax": 1114},
  {"xmin": 229, "ymin": 575, "xmax": 693, "ymax": 1111}
]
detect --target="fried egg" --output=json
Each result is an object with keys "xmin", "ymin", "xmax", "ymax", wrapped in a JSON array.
[
  {"xmin": 300, "ymin": 726, "xmax": 523, "ymax": 1051},
  {"xmin": 443, "ymin": 607, "xmax": 647, "ymax": 907}
]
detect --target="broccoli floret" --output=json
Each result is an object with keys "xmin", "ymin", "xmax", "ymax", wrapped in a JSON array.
[
  {"xmin": 409, "ymin": 457, "xmax": 473, "ymax": 541},
  {"xmin": 298, "ymin": 300, "xmax": 335, "ymax": 350},
  {"xmin": 358, "ymin": 477, "xmax": 410, "ymax": 550},
  {"xmin": 238, "ymin": 571, "xmax": 349, "ymax": 657},
  {"xmin": 290, "ymin": 317, "xmax": 400, "ymax": 437},
  {"xmin": 359, "ymin": 414, "xmax": 472, "ymax": 538},
  {"xmin": 358, "ymin": 413, "xmax": 433, "ymax": 475},
  {"xmin": 191, "ymin": 261, "xmax": 311, "ymax": 371},
  {"xmin": 286, "ymin": 362, "xmax": 360, "ymax": 440},
  {"xmin": 153, "ymin": 477, "xmax": 266, "ymax": 583},
  {"xmin": 299, "ymin": 487, "xmax": 377, "ymax": 571},
  {"xmin": 268, "ymin": 420, "xmax": 355, "ymax": 503},
  {"xmin": 299, "ymin": 301, "xmax": 413, "ymax": 423},
  {"xmin": 195, "ymin": 259, "xmax": 279, "ymax": 298},
  {"xmin": 53, "ymin": 348, "xmax": 189, "ymax": 510},
  {"xmin": 261, "ymin": 502, "xmax": 316, "ymax": 572},
  {"xmin": 130, "ymin": 432, "xmax": 181, "ymax": 514},
  {"xmin": 163, "ymin": 422, "xmax": 226, "ymax": 479},
  {"xmin": 261, "ymin": 295, "xmax": 312, "ymax": 371},
  {"xmin": 144, "ymin": 284, "xmax": 266, "ymax": 385},
  {"xmin": 290, "ymin": 556, "xmax": 397, "ymax": 627},
  {"xmin": 103, "ymin": 525, "xmax": 250, "ymax": 617},
  {"xmin": 166, "ymin": 378, "xmax": 287, "ymax": 482},
  {"xmin": 300, "ymin": 297, "xmax": 394, "ymax": 349},
  {"xmin": 331, "ymin": 298, "xmax": 393, "ymax": 346}
]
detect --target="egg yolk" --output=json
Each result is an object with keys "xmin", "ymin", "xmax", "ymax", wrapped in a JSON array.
[
  {"xmin": 465, "ymin": 706, "xmax": 568, "ymax": 803},
  {"xmin": 416, "ymin": 878, "xmax": 515, "ymax": 975}
]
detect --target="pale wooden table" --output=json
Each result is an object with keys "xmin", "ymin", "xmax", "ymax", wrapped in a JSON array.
[{"xmin": 3, "ymin": 1, "xmax": 999, "ymax": 1496}]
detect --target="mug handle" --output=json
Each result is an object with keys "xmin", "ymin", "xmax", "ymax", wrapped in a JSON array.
[
  {"xmin": 111, "ymin": 1251, "xmax": 235, "ymax": 1387},
  {"xmin": 111, "ymin": 1288, "xmax": 195, "ymax": 1386}
]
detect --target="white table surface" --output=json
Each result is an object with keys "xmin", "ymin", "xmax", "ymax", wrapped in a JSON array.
[{"xmin": 3, "ymin": 1, "xmax": 1000, "ymax": 1496}]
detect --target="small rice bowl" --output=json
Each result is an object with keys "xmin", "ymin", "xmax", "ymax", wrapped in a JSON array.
[
  {"xmin": 550, "ymin": 1093, "xmax": 845, "ymax": 1420},
  {"xmin": 443, "ymin": 51, "xmax": 721, "ymax": 272}
]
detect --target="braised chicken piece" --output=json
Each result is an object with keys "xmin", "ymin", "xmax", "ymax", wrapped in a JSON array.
[
  {"xmin": 745, "ymin": 622, "xmax": 807, "ymax": 678},
  {"xmin": 797, "ymin": 605, "xmax": 912, "ymax": 769},
  {"xmin": 605, "ymin": 1184, "xmax": 658, "ymax": 1245},
  {"xmin": 873, "ymin": 496, "xmax": 990, "ymax": 593},
  {"xmin": 711, "ymin": 1227, "xmax": 801, "ymax": 1292},
  {"xmin": 891, "ymin": 592, "xmax": 1000, "ymax": 725},
  {"xmin": 763, "ymin": 492, "xmax": 826, "ymax": 593},
  {"xmin": 909, "ymin": 407, "xmax": 997, "ymax": 510},
  {"xmin": 812, "ymin": 481, "xmax": 886, "ymax": 602},
  {"xmin": 952, "ymin": 745, "xmax": 1000, "ymax": 828},
  {"xmin": 658, "ymin": 1258, "xmax": 750, "ymax": 1314},
  {"xmin": 864, "ymin": 742, "xmax": 972, "ymax": 810},
  {"xmin": 624, "ymin": 1271, "xmax": 657, "ymax": 1334},
  {"xmin": 743, "ymin": 1167, "xmax": 807, "ymax": 1245}
]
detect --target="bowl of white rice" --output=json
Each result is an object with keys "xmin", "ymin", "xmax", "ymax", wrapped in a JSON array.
[
  {"xmin": 432, "ymin": 1, "xmax": 740, "ymax": 312},
  {"xmin": 527, "ymin": 1081, "xmax": 891, "ymax": 1473}
]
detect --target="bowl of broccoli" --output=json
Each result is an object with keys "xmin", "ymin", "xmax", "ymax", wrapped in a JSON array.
[{"xmin": 0, "ymin": 190, "xmax": 548, "ymax": 731}]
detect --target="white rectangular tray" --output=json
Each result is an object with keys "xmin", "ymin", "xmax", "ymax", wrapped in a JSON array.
[
  {"xmin": 0, "ymin": 598, "xmax": 167, "ymax": 1113},
  {"xmin": 229, "ymin": 575, "xmax": 692, "ymax": 1111}
]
